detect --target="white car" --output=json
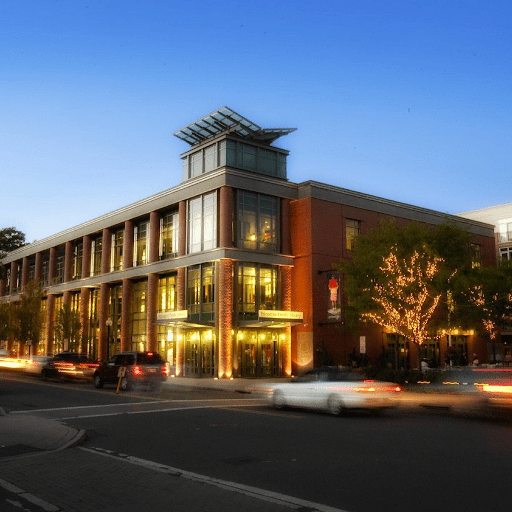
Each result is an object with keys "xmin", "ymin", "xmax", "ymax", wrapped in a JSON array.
[{"xmin": 266, "ymin": 367, "xmax": 402, "ymax": 415}]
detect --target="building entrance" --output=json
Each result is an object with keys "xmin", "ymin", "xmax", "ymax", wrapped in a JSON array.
[
  {"xmin": 184, "ymin": 329, "xmax": 214, "ymax": 377},
  {"xmin": 237, "ymin": 329, "xmax": 281, "ymax": 377}
]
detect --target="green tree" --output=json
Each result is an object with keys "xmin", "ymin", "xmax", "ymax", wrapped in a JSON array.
[
  {"xmin": 461, "ymin": 263, "xmax": 512, "ymax": 362},
  {"xmin": 0, "ymin": 227, "xmax": 26, "ymax": 259},
  {"xmin": 338, "ymin": 220, "xmax": 474, "ymax": 367},
  {"xmin": 15, "ymin": 280, "xmax": 45, "ymax": 354},
  {"xmin": 54, "ymin": 303, "xmax": 82, "ymax": 353}
]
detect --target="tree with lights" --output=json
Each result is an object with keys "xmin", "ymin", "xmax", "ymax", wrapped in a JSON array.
[
  {"xmin": 462, "ymin": 263, "xmax": 512, "ymax": 363},
  {"xmin": 339, "ymin": 219, "xmax": 474, "ymax": 369}
]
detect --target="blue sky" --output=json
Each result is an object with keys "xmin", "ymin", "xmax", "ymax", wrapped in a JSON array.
[{"xmin": 1, "ymin": 0, "xmax": 510, "ymax": 243}]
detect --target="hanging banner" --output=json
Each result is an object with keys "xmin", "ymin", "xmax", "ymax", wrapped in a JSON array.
[{"xmin": 326, "ymin": 271, "xmax": 342, "ymax": 322}]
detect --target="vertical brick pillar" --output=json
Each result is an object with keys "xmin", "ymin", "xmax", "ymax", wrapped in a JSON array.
[
  {"xmin": 48, "ymin": 247, "xmax": 57, "ymax": 285},
  {"xmin": 149, "ymin": 211, "xmax": 160, "ymax": 263},
  {"xmin": 82, "ymin": 235, "xmax": 92, "ymax": 278},
  {"xmin": 98, "ymin": 283, "xmax": 109, "ymax": 361},
  {"xmin": 35, "ymin": 252, "xmax": 43, "ymax": 283},
  {"xmin": 147, "ymin": 274, "xmax": 158, "ymax": 352},
  {"xmin": 175, "ymin": 267, "xmax": 186, "ymax": 376},
  {"xmin": 280, "ymin": 198, "xmax": 291, "ymax": 255},
  {"xmin": 80, "ymin": 287, "xmax": 90, "ymax": 354},
  {"xmin": 218, "ymin": 259, "xmax": 233, "ymax": 378},
  {"xmin": 121, "ymin": 278, "xmax": 133, "ymax": 351},
  {"xmin": 64, "ymin": 241, "xmax": 73, "ymax": 282},
  {"xmin": 21, "ymin": 257, "xmax": 29, "ymax": 289},
  {"xmin": 124, "ymin": 220, "xmax": 134, "ymax": 270},
  {"xmin": 178, "ymin": 200, "xmax": 186, "ymax": 256},
  {"xmin": 220, "ymin": 186, "xmax": 234, "ymax": 248},
  {"xmin": 10, "ymin": 261, "xmax": 18, "ymax": 294},
  {"xmin": 101, "ymin": 228, "xmax": 112, "ymax": 274},
  {"xmin": 46, "ymin": 294, "xmax": 56, "ymax": 355},
  {"xmin": 280, "ymin": 266, "xmax": 292, "ymax": 376}
]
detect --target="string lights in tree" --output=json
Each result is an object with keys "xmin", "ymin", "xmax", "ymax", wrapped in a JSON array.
[{"xmin": 362, "ymin": 246, "xmax": 443, "ymax": 347}]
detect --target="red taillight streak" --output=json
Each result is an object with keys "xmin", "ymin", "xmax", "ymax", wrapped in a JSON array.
[{"xmin": 162, "ymin": 365, "xmax": 169, "ymax": 376}]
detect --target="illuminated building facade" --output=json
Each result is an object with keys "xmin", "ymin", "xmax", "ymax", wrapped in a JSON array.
[{"xmin": 0, "ymin": 107, "xmax": 497, "ymax": 375}]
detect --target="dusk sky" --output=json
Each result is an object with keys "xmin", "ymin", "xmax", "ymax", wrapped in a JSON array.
[{"xmin": 1, "ymin": 0, "xmax": 511, "ymax": 244}]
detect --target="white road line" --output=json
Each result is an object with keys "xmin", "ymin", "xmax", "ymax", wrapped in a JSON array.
[
  {"xmin": 78, "ymin": 447, "xmax": 349, "ymax": 512},
  {"xmin": 10, "ymin": 398, "xmax": 263, "ymax": 415},
  {"xmin": 60, "ymin": 402, "xmax": 264, "ymax": 419}
]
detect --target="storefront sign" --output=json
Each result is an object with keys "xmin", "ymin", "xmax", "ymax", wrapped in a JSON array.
[
  {"xmin": 258, "ymin": 310, "xmax": 303, "ymax": 322},
  {"xmin": 157, "ymin": 310, "xmax": 188, "ymax": 322}
]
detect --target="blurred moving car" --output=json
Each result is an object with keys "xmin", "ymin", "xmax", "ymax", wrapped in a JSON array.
[
  {"xmin": 93, "ymin": 351, "xmax": 169, "ymax": 391},
  {"xmin": 41, "ymin": 352, "xmax": 98, "ymax": 380},
  {"xmin": 23, "ymin": 356, "xmax": 52, "ymax": 374},
  {"xmin": 414, "ymin": 368, "xmax": 512, "ymax": 413},
  {"xmin": 264, "ymin": 367, "xmax": 401, "ymax": 415}
]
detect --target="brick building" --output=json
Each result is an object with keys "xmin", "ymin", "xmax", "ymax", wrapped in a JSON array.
[{"xmin": 0, "ymin": 107, "xmax": 497, "ymax": 376}]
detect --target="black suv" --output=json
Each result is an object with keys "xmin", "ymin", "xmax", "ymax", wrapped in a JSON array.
[
  {"xmin": 41, "ymin": 352, "xmax": 98, "ymax": 380},
  {"xmin": 93, "ymin": 351, "xmax": 168, "ymax": 391}
]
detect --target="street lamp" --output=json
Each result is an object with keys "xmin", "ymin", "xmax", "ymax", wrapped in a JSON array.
[{"xmin": 106, "ymin": 317, "xmax": 113, "ymax": 358}]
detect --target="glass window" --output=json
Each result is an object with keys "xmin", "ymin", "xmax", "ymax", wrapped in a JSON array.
[
  {"xmin": 237, "ymin": 264, "xmax": 277, "ymax": 321},
  {"xmin": 91, "ymin": 237, "xmax": 102, "ymax": 276},
  {"xmin": 55, "ymin": 252, "xmax": 65, "ymax": 284},
  {"xmin": 187, "ymin": 193, "xmax": 217, "ymax": 254},
  {"xmin": 111, "ymin": 229, "xmax": 124, "ymax": 271},
  {"xmin": 204, "ymin": 144, "xmax": 216, "ymax": 173},
  {"xmin": 346, "ymin": 219, "xmax": 361, "ymax": 251},
  {"xmin": 501, "ymin": 247, "xmax": 512, "ymax": 262},
  {"xmin": 238, "ymin": 143, "xmax": 257, "ymax": 171},
  {"xmin": 134, "ymin": 221, "xmax": 149, "ymax": 266},
  {"xmin": 158, "ymin": 274, "xmax": 177, "ymax": 312},
  {"xmin": 73, "ymin": 242, "xmax": 83, "ymax": 280},
  {"xmin": 42, "ymin": 256, "xmax": 49, "ymax": 286},
  {"xmin": 186, "ymin": 263, "xmax": 215, "ymax": 321},
  {"xmin": 259, "ymin": 149, "xmax": 277, "ymax": 177},
  {"xmin": 187, "ymin": 266, "xmax": 201, "ymax": 315},
  {"xmin": 237, "ymin": 191, "xmax": 278, "ymax": 252},
  {"xmin": 190, "ymin": 150, "xmax": 203, "ymax": 178},
  {"xmin": 131, "ymin": 280, "xmax": 147, "ymax": 351},
  {"xmin": 160, "ymin": 211, "xmax": 179, "ymax": 259}
]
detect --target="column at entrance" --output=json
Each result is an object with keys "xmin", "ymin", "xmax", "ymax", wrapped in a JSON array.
[
  {"xmin": 175, "ymin": 267, "xmax": 186, "ymax": 376},
  {"xmin": 45, "ymin": 294, "xmax": 56, "ymax": 356},
  {"xmin": 218, "ymin": 259, "xmax": 233, "ymax": 378},
  {"xmin": 280, "ymin": 265, "xmax": 292, "ymax": 376}
]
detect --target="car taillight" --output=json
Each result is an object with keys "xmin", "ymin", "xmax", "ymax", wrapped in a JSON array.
[
  {"xmin": 162, "ymin": 365, "xmax": 169, "ymax": 376},
  {"xmin": 132, "ymin": 365, "xmax": 144, "ymax": 377}
]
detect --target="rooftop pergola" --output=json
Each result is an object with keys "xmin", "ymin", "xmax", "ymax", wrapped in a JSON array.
[{"xmin": 174, "ymin": 106, "xmax": 296, "ymax": 147}]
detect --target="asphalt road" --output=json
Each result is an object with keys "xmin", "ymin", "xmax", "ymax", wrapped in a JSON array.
[{"xmin": 2, "ymin": 373, "xmax": 512, "ymax": 512}]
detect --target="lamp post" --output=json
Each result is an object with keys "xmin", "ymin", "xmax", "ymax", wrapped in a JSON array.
[{"xmin": 106, "ymin": 317, "xmax": 113, "ymax": 358}]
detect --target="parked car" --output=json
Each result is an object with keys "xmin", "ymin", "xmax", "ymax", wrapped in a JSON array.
[
  {"xmin": 41, "ymin": 352, "xmax": 98, "ymax": 380},
  {"xmin": 263, "ymin": 366, "xmax": 402, "ymax": 415},
  {"xmin": 93, "ymin": 351, "xmax": 169, "ymax": 391}
]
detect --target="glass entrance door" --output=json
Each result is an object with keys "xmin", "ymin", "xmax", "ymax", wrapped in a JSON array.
[
  {"xmin": 239, "ymin": 330, "xmax": 281, "ymax": 377},
  {"xmin": 184, "ymin": 330, "xmax": 214, "ymax": 377}
]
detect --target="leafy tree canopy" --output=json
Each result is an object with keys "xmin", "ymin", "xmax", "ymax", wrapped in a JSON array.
[
  {"xmin": 0, "ymin": 227, "xmax": 26, "ymax": 259},
  {"xmin": 337, "ymin": 219, "xmax": 474, "ymax": 333}
]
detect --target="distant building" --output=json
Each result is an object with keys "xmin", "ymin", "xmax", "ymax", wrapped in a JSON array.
[
  {"xmin": 0, "ymin": 107, "xmax": 497, "ymax": 375},
  {"xmin": 459, "ymin": 203, "xmax": 512, "ymax": 264}
]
